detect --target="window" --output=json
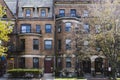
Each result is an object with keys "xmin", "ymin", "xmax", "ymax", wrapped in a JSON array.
[
  {"xmin": 36, "ymin": 25, "xmax": 41, "ymax": 33},
  {"xmin": 21, "ymin": 24, "xmax": 31, "ymax": 33},
  {"xmin": 58, "ymin": 40, "xmax": 61, "ymax": 50},
  {"xmin": 19, "ymin": 57, "xmax": 25, "ymax": 68},
  {"xmin": 70, "ymin": 9, "xmax": 76, "ymax": 17},
  {"xmin": 41, "ymin": 9, "xmax": 46, "ymax": 17},
  {"xmin": 57, "ymin": 58, "xmax": 62, "ymax": 69},
  {"xmin": 95, "ymin": 25, "xmax": 101, "ymax": 33},
  {"xmin": 59, "ymin": 9, "xmax": 65, "ymax": 17},
  {"xmin": 66, "ymin": 39, "xmax": 71, "ymax": 50},
  {"xmin": 33, "ymin": 39, "xmax": 39, "ymax": 50},
  {"xmin": 66, "ymin": 57, "xmax": 71, "ymax": 68},
  {"xmin": 65, "ymin": 22, "xmax": 71, "ymax": 32},
  {"xmin": 2, "ymin": 14, "xmax": 7, "ymax": 18},
  {"xmin": 20, "ymin": 39, "xmax": 25, "ymax": 50},
  {"xmin": 58, "ymin": 25, "xmax": 61, "ymax": 33},
  {"xmin": 33, "ymin": 57, "xmax": 39, "ymax": 68},
  {"xmin": 44, "ymin": 40, "xmax": 52, "ymax": 50},
  {"xmin": 84, "ymin": 23, "xmax": 90, "ymax": 33},
  {"xmin": 83, "ymin": 10, "xmax": 89, "ymax": 17},
  {"xmin": 45, "ymin": 24, "xmax": 52, "ymax": 33},
  {"xmin": 84, "ymin": 41, "xmax": 89, "ymax": 46},
  {"xmin": 26, "ymin": 9, "xmax": 31, "ymax": 17}
]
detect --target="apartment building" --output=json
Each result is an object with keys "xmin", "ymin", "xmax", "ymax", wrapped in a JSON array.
[{"xmin": 1, "ymin": 0, "xmax": 113, "ymax": 76}]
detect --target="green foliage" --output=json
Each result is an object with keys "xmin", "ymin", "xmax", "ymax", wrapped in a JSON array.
[
  {"xmin": 89, "ymin": 0, "xmax": 120, "ymax": 79},
  {"xmin": 7, "ymin": 69, "xmax": 43, "ymax": 78},
  {"xmin": 0, "ymin": 5, "xmax": 13, "ymax": 56}
]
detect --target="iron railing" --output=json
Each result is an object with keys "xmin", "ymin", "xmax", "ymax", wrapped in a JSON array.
[{"xmin": 56, "ymin": 13, "xmax": 81, "ymax": 18}]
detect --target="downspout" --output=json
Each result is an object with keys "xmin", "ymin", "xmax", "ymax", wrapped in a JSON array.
[
  {"xmin": 14, "ymin": 0, "xmax": 19, "ymax": 68},
  {"xmin": 53, "ymin": 0, "xmax": 56, "ymax": 74}
]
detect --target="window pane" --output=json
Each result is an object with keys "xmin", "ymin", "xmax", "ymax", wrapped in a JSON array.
[
  {"xmin": 21, "ymin": 26, "xmax": 26, "ymax": 33},
  {"xmin": 58, "ymin": 40, "xmax": 61, "ymax": 50},
  {"xmin": 21, "ymin": 39, "xmax": 25, "ymax": 50},
  {"xmin": 19, "ymin": 57, "xmax": 25, "ymax": 68},
  {"xmin": 36, "ymin": 25, "xmax": 41, "ymax": 33},
  {"xmin": 66, "ymin": 39, "xmax": 71, "ymax": 50},
  {"xmin": 58, "ymin": 25, "xmax": 61, "ymax": 33},
  {"xmin": 59, "ymin": 9, "xmax": 65, "ymax": 17},
  {"xmin": 71, "ymin": 9, "xmax": 76, "ymax": 17},
  {"xmin": 33, "ymin": 57, "xmax": 39, "ymax": 68},
  {"xmin": 21, "ymin": 24, "xmax": 31, "ymax": 33},
  {"xmin": 41, "ymin": 9, "xmax": 46, "ymax": 17},
  {"xmin": 33, "ymin": 39, "xmax": 39, "ymax": 50},
  {"xmin": 45, "ymin": 40, "xmax": 52, "ymax": 49},
  {"xmin": 84, "ymin": 10, "xmax": 89, "ymax": 17},
  {"xmin": 45, "ymin": 24, "xmax": 52, "ymax": 33},
  {"xmin": 65, "ymin": 23, "xmax": 71, "ymax": 32},
  {"xmin": 26, "ymin": 9, "xmax": 31, "ymax": 17},
  {"xmin": 66, "ymin": 57, "xmax": 71, "ymax": 68},
  {"xmin": 84, "ymin": 23, "xmax": 90, "ymax": 33}
]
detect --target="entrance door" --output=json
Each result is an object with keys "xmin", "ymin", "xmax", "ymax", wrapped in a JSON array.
[
  {"xmin": 44, "ymin": 58, "xmax": 53, "ymax": 73},
  {"xmin": 82, "ymin": 58, "xmax": 91, "ymax": 73},
  {"xmin": 95, "ymin": 57, "xmax": 103, "ymax": 73}
]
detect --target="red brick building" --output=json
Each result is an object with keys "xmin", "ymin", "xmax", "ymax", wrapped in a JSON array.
[{"xmin": 1, "ymin": 0, "xmax": 117, "ymax": 77}]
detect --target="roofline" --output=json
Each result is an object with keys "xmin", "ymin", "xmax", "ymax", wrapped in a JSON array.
[{"xmin": 3, "ymin": 0, "xmax": 15, "ymax": 18}]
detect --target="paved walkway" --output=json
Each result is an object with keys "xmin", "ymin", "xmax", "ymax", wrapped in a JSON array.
[
  {"xmin": 84, "ymin": 73, "xmax": 109, "ymax": 80},
  {"xmin": 0, "ymin": 73, "xmax": 109, "ymax": 80},
  {"xmin": 42, "ymin": 73, "xmax": 54, "ymax": 80},
  {"xmin": 0, "ymin": 73, "xmax": 55, "ymax": 80}
]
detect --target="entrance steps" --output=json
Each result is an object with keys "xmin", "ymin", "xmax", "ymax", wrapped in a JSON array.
[
  {"xmin": 42, "ymin": 73, "xmax": 54, "ymax": 80},
  {"xmin": 44, "ymin": 73, "xmax": 53, "ymax": 77}
]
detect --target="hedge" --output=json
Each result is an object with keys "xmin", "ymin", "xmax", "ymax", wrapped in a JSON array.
[{"xmin": 7, "ymin": 69, "xmax": 43, "ymax": 78}]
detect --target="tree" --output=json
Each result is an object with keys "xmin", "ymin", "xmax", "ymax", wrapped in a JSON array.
[
  {"xmin": 89, "ymin": 0, "xmax": 120, "ymax": 79},
  {"xmin": 0, "ymin": 4, "xmax": 13, "ymax": 56}
]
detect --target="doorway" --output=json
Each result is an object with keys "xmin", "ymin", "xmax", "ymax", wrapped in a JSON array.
[
  {"xmin": 95, "ymin": 57, "xmax": 103, "ymax": 73},
  {"xmin": 44, "ymin": 57, "xmax": 53, "ymax": 73},
  {"xmin": 82, "ymin": 58, "xmax": 91, "ymax": 73}
]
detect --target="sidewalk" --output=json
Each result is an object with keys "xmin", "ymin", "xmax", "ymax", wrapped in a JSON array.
[
  {"xmin": 84, "ymin": 73, "xmax": 109, "ymax": 80},
  {"xmin": 0, "ymin": 73, "xmax": 55, "ymax": 80}
]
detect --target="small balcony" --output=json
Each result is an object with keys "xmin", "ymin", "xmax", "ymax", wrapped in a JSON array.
[
  {"xmin": 8, "ymin": 46, "xmax": 24, "ymax": 53},
  {"xmin": 55, "ymin": 13, "xmax": 81, "ymax": 20},
  {"xmin": 18, "ymin": 31, "xmax": 42, "ymax": 36}
]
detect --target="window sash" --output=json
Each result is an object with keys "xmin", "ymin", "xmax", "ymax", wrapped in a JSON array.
[
  {"xmin": 66, "ymin": 39, "xmax": 71, "ymax": 49},
  {"xmin": 21, "ymin": 39, "xmax": 25, "ymax": 50},
  {"xmin": 33, "ymin": 57, "xmax": 39, "ymax": 68},
  {"xmin": 66, "ymin": 57, "xmax": 71, "ymax": 68},
  {"xmin": 59, "ymin": 9, "xmax": 65, "ymax": 17},
  {"xmin": 26, "ymin": 9, "xmax": 31, "ymax": 16},
  {"xmin": 21, "ymin": 25, "xmax": 31, "ymax": 33},
  {"xmin": 36, "ymin": 25, "xmax": 41, "ymax": 33},
  {"xmin": 84, "ymin": 24, "xmax": 90, "ymax": 33},
  {"xmin": 41, "ymin": 9, "xmax": 46, "ymax": 17},
  {"xmin": 45, "ymin": 24, "xmax": 52, "ymax": 33},
  {"xmin": 65, "ymin": 23, "xmax": 71, "ymax": 32},
  {"xmin": 84, "ymin": 10, "xmax": 89, "ymax": 17},
  {"xmin": 70, "ymin": 9, "xmax": 76, "ymax": 16},
  {"xmin": 58, "ymin": 40, "xmax": 61, "ymax": 50},
  {"xmin": 33, "ymin": 39, "xmax": 39, "ymax": 50},
  {"xmin": 45, "ymin": 40, "xmax": 52, "ymax": 49},
  {"xmin": 19, "ymin": 57, "xmax": 25, "ymax": 68}
]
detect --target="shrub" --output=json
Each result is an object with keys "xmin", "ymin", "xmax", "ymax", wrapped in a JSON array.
[{"xmin": 7, "ymin": 69, "xmax": 43, "ymax": 78}]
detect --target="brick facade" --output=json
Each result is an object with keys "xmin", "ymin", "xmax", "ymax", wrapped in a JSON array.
[{"xmin": 1, "ymin": 0, "xmax": 112, "ymax": 76}]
